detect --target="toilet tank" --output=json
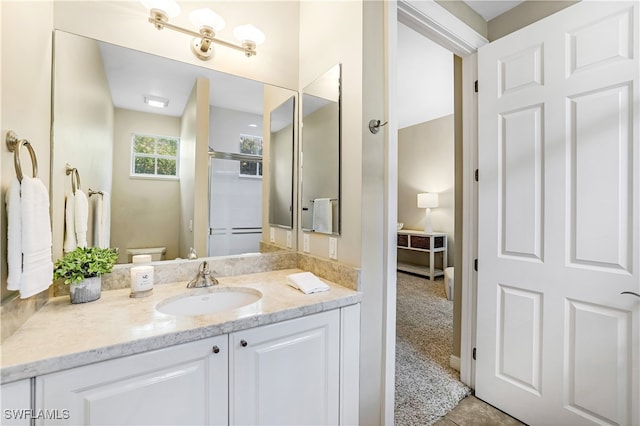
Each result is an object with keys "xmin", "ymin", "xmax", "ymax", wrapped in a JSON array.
[{"xmin": 126, "ymin": 247, "xmax": 167, "ymax": 263}]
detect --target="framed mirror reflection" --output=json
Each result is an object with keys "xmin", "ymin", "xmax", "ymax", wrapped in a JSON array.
[
  {"xmin": 51, "ymin": 30, "xmax": 297, "ymax": 264},
  {"xmin": 300, "ymin": 64, "xmax": 341, "ymax": 235}
]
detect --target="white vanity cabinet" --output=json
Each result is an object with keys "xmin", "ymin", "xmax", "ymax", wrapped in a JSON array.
[
  {"xmin": 1, "ymin": 379, "xmax": 31, "ymax": 426},
  {"xmin": 229, "ymin": 310, "xmax": 340, "ymax": 425},
  {"xmin": 35, "ymin": 335, "xmax": 229, "ymax": 426},
  {"xmin": 32, "ymin": 304, "xmax": 360, "ymax": 426}
]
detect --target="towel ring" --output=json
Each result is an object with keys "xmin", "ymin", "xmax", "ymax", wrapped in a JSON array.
[
  {"xmin": 65, "ymin": 164, "xmax": 81, "ymax": 194},
  {"xmin": 6, "ymin": 131, "xmax": 38, "ymax": 183}
]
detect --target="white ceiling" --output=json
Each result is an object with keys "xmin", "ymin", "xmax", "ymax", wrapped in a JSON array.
[{"xmin": 463, "ymin": 0, "xmax": 525, "ymax": 21}]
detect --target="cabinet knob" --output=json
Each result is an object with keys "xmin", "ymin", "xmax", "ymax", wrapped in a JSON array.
[
  {"xmin": 212, "ymin": 345, "xmax": 220, "ymax": 354},
  {"xmin": 240, "ymin": 339, "xmax": 248, "ymax": 347}
]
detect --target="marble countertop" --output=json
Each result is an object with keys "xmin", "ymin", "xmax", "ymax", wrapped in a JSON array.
[{"xmin": 0, "ymin": 269, "xmax": 361, "ymax": 384}]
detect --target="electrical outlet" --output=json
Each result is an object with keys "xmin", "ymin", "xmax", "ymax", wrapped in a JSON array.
[
  {"xmin": 303, "ymin": 233, "xmax": 310, "ymax": 253},
  {"xmin": 329, "ymin": 237, "xmax": 337, "ymax": 259},
  {"xmin": 286, "ymin": 231, "xmax": 292, "ymax": 248},
  {"xmin": 270, "ymin": 227, "xmax": 275, "ymax": 243}
]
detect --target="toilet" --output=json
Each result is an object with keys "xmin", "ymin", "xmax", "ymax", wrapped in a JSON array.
[
  {"xmin": 444, "ymin": 267, "xmax": 454, "ymax": 301},
  {"xmin": 126, "ymin": 247, "xmax": 167, "ymax": 263}
]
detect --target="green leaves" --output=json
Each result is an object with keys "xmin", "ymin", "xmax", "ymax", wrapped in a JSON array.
[{"xmin": 53, "ymin": 247, "xmax": 119, "ymax": 285}]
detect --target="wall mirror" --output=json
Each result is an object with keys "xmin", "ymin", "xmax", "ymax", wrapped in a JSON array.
[
  {"xmin": 300, "ymin": 64, "xmax": 341, "ymax": 235},
  {"xmin": 51, "ymin": 30, "xmax": 297, "ymax": 264},
  {"xmin": 269, "ymin": 97, "xmax": 295, "ymax": 229}
]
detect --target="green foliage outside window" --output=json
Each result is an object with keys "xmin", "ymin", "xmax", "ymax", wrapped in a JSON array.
[
  {"xmin": 131, "ymin": 134, "xmax": 179, "ymax": 177},
  {"xmin": 239, "ymin": 134, "xmax": 263, "ymax": 177}
]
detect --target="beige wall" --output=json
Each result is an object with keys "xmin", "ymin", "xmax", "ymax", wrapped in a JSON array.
[
  {"xmin": 52, "ymin": 1, "xmax": 299, "ymax": 90},
  {"xmin": 435, "ymin": 0, "xmax": 487, "ymax": 38},
  {"xmin": 1, "ymin": 1, "xmax": 54, "ymax": 339},
  {"xmin": 299, "ymin": 1, "xmax": 362, "ymax": 267},
  {"xmin": 51, "ymin": 30, "xmax": 114, "ymax": 261},
  {"xmin": 488, "ymin": 1, "xmax": 578, "ymax": 41},
  {"xmin": 111, "ymin": 109, "xmax": 181, "ymax": 264},
  {"xmin": 398, "ymin": 115, "xmax": 456, "ymax": 267}
]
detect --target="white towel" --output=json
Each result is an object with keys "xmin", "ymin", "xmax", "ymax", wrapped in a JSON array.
[
  {"xmin": 312, "ymin": 198, "xmax": 332, "ymax": 233},
  {"xmin": 11, "ymin": 176, "xmax": 53, "ymax": 299},
  {"xmin": 93, "ymin": 191, "xmax": 110, "ymax": 249},
  {"xmin": 286, "ymin": 272, "xmax": 330, "ymax": 294},
  {"xmin": 74, "ymin": 189, "xmax": 89, "ymax": 248},
  {"xmin": 6, "ymin": 178, "xmax": 22, "ymax": 291},
  {"xmin": 63, "ymin": 193, "xmax": 76, "ymax": 253}
]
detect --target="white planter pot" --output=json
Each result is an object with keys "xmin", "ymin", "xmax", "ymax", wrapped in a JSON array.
[{"xmin": 69, "ymin": 276, "xmax": 102, "ymax": 304}]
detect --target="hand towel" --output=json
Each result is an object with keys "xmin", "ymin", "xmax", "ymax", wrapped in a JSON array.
[
  {"xmin": 286, "ymin": 272, "xmax": 330, "ymax": 294},
  {"xmin": 6, "ymin": 178, "xmax": 22, "ymax": 291},
  {"xmin": 74, "ymin": 189, "xmax": 89, "ymax": 248},
  {"xmin": 312, "ymin": 198, "xmax": 333, "ymax": 233},
  {"xmin": 93, "ymin": 191, "xmax": 111, "ymax": 249},
  {"xmin": 17, "ymin": 176, "xmax": 53, "ymax": 299},
  {"xmin": 63, "ymin": 194, "xmax": 76, "ymax": 253}
]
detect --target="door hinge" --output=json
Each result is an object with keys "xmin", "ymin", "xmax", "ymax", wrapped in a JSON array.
[
  {"xmin": 474, "ymin": 80, "xmax": 478, "ymax": 93},
  {"xmin": 472, "ymin": 347, "xmax": 477, "ymax": 360},
  {"xmin": 474, "ymin": 169, "xmax": 479, "ymax": 182},
  {"xmin": 474, "ymin": 259, "xmax": 478, "ymax": 272}
]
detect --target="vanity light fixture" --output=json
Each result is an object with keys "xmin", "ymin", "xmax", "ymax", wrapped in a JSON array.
[
  {"xmin": 144, "ymin": 95, "xmax": 169, "ymax": 108},
  {"xmin": 141, "ymin": 0, "xmax": 265, "ymax": 61}
]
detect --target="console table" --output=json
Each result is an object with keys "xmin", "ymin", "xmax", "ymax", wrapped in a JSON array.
[{"xmin": 397, "ymin": 230, "xmax": 447, "ymax": 280}]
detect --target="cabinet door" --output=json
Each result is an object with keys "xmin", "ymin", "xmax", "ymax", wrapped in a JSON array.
[
  {"xmin": 1, "ymin": 379, "xmax": 31, "ymax": 426},
  {"xmin": 230, "ymin": 310, "xmax": 340, "ymax": 425},
  {"xmin": 35, "ymin": 336, "xmax": 228, "ymax": 426}
]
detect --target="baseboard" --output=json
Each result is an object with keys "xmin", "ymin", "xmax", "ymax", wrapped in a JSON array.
[{"xmin": 450, "ymin": 355, "xmax": 461, "ymax": 371}]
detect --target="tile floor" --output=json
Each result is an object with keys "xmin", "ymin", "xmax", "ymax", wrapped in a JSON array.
[{"xmin": 434, "ymin": 395, "xmax": 526, "ymax": 426}]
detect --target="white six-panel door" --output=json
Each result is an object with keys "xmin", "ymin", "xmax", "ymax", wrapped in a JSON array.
[{"xmin": 476, "ymin": 2, "xmax": 639, "ymax": 424}]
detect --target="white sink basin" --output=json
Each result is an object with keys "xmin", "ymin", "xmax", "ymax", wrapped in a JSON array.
[{"xmin": 157, "ymin": 287, "xmax": 262, "ymax": 316}]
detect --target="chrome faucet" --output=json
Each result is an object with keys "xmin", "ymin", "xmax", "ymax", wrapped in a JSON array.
[{"xmin": 187, "ymin": 261, "xmax": 219, "ymax": 288}]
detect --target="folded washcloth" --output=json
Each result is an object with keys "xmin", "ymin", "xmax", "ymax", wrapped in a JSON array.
[
  {"xmin": 286, "ymin": 272, "xmax": 330, "ymax": 294},
  {"xmin": 6, "ymin": 178, "xmax": 22, "ymax": 291},
  {"xmin": 74, "ymin": 189, "xmax": 89, "ymax": 248},
  {"xmin": 15, "ymin": 176, "xmax": 53, "ymax": 298}
]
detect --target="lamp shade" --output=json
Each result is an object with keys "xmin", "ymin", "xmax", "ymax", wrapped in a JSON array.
[
  {"xmin": 190, "ymin": 8, "xmax": 226, "ymax": 32},
  {"xmin": 141, "ymin": 0, "xmax": 180, "ymax": 18},
  {"xmin": 417, "ymin": 193, "xmax": 438, "ymax": 209},
  {"xmin": 234, "ymin": 24, "xmax": 266, "ymax": 45}
]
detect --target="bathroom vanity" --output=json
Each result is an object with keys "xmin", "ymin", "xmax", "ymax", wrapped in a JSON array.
[{"xmin": 0, "ymin": 269, "xmax": 361, "ymax": 426}]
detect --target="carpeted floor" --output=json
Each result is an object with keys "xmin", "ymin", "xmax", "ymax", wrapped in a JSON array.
[{"xmin": 395, "ymin": 271, "xmax": 471, "ymax": 425}]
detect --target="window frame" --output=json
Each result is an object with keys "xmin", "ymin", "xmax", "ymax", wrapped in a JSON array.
[
  {"xmin": 130, "ymin": 133, "xmax": 180, "ymax": 180},
  {"xmin": 238, "ymin": 133, "xmax": 264, "ymax": 179}
]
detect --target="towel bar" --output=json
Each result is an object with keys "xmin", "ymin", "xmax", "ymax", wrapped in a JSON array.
[
  {"xmin": 6, "ymin": 130, "xmax": 38, "ymax": 183},
  {"xmin": 88, "ymin": 189, "xmax": 104, "ymax": 197}
]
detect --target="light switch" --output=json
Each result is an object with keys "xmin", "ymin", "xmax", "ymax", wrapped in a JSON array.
[
  {"xmin": 286, "ymin": 231, "xmax": 292, "ymax": 248},
  {"xmin": 270, "ymin": 227, "xmax": 275, "ymax": 243},
  {"xmin": 329, "ymin": 237, "xmax": 337, "ymax": 259},
  {"xmin": 303, "ymin": 233, "xmax": 310, "ymax": 253}
]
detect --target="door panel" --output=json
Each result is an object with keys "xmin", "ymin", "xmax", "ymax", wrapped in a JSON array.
[{"xmin": 476, "ymin": 2, "xmax": 639, "ymax": 425}]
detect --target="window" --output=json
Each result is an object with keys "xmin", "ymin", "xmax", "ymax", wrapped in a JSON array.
[
  {"xmin": 239, "ymin": 134, "xmax": 263, "ymax": 177},
  {"xmin": 131, "ymin": 133, "xmax": 179, "ymax": 178}
]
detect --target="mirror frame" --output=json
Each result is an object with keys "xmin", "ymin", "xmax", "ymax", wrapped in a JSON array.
[{"xmin": 300, "ymin": 63, "xmax": 342, "ymax": 236}]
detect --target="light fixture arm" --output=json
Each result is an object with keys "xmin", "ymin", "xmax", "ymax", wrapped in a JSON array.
[{"xmin": 148, "ymin": 13, "xmax": 257, "ymax": 57}]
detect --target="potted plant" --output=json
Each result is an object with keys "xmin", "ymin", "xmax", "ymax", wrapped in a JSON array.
[{"xmin": 53, "ymin": 247, "xmax": 118, "ymax": 304}]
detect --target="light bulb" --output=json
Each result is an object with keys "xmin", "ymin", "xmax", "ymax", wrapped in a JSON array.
[
  {"xmin": 189, "ymin": 8, "xmax": 225, "ymax": 32},
  {"xmin": 233, "ymin": 24, "xmax": 266, "ymax": 45}
]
